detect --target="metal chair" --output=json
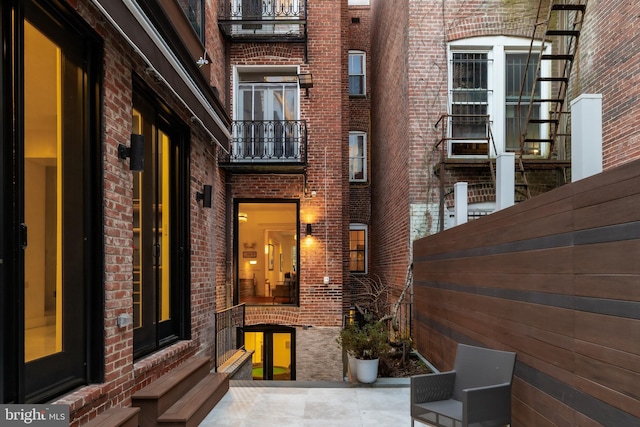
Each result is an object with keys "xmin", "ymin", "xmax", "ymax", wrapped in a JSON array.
[{"xmin": 411, "ymin": 343, "xmax": 516, "ymax": 427}]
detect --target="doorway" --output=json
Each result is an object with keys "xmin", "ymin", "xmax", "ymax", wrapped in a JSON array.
[{"xmin": 245, "ymin": 326, "xmax": 295, "ymax": 380}]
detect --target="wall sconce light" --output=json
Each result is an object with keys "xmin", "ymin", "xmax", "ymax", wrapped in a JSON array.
[
  {"xmin": 195, "ymin": 185, "xmax": 212, "ymax": 208},
  {"xmin": 306, "ymin": 223, "xmax": 313, "ymax": 237},
  {"xmin": 118, "ymin": 134, "xmax": 145, "ymax": 171},
  {"xmin": 297, "ymin": 73, "xmax": 314, "ymax": 96}
]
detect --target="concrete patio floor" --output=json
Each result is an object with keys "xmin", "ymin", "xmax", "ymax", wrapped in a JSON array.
[{"xmin": 199, "ymin": 379, "xmax": 411, "ymax": 427}]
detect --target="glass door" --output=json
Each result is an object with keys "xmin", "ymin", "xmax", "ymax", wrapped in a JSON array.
[
  {"xmin": 237, "ymin": 80, "xmax": 297, "ymax": 159},
  {"xmin": 132, "ymin": 88, "xmax": 187, "ymax": 359},
  {"xmin": 19, "ymin": 0, "xmax": 99, "ymax": 402},
  {"xmin": 245, "ymin": 327, "xmax": 294, "ymax": 380}
]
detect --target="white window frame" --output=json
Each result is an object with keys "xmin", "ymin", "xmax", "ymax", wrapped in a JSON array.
[
  {"xmin": 233, "ymin": 65, "xmax": 302, "ymax": 121},
  {"xmin": 349, "ymin": 224, "xmax": 368, "ymax": 274},
  {"xmin": 232, "ymin": 65, "xmax": 302, "ymax": 160},
  {"xmin": 349, "ymin": 50, "xmax": 366, "ymax": 96},
  {"xmin": 349, "ymin": 131, "xmax": 367, "ymax": 182},
  {"xmin": 447, "ymin": 36, "xmax": 551, "ymax": 158},
  {"xmin": 348, "ymin": 0, "xmax": 370, "ymax": 5}
]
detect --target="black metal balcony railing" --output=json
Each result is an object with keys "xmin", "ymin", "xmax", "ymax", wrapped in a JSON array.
[
  {"xmin": 218, "ymin": 0, "xmax": 307, "ymax": 41},
  {"xmin": 214, "ymin": 304, "xmax": 246, "ymax": 370},
  {"xmin": 219, "ymin": 120, "xmax": 307, "ymax": 169}
]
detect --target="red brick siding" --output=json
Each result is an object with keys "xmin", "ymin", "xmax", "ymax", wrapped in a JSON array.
[
  {"xmin": 370, "ymin": 0, "xmax": 562, "ymax": 298},
  {"xmin": 224, "ymin": 0, "xmax": 348, "ymax": 328},
  {"xmin": 370, "ymin": 0, "xmax": 411, "ymax": 297},
  {"xmin": 49, "ymin": 0, "xmax": 226, "ymax": 424},
  {"xmin": 572, "ymin": 0, "xmax": 640, "ymax": 170}
]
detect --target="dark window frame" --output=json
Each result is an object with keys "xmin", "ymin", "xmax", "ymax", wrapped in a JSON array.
[
  {"xmin": 132, "ymin": 77, "xmax": 191, "ymax": 360},
  {"xmin": 234, "ymin": 199, "xmax": 300, "ymax": 307}
]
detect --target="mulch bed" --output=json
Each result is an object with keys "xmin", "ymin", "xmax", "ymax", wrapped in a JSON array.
[{"xmin": 378, "ymin": 347, "xmax": 432, "ymax": 378}]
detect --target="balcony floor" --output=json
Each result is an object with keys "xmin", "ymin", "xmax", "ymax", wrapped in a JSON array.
[{"xmin": 200, "ymin": 379, "xmax": 410, "ymax": 426}]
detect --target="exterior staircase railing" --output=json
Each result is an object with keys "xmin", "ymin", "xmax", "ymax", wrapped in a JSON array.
[{"xmin": 516, "ymin": 0, "xmax": 588, "ymax": 198}]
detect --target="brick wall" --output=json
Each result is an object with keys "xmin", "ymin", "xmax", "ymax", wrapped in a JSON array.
[
  {"xmin": 370, "ymin": 0, "xmax": 564, "ymax": 299},
  {"xmin": 572, "ymin": 0, "xmax": 640, "ymax": 170},
  {"xmin": 347, "ymin": 3, "xmax": 372, "ymax": 306},
  {"xmin": 223, "ymin": 0, "xmax": 349, "ymax": 379},
  {"xmin": 51, "ymin": 0, "xmax": 228, "ymax": 424},
  {"xmin": 370, "ymin": 0, "xmax": 411, "ymax": 299}
]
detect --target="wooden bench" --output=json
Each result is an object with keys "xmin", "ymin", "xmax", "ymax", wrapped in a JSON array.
[{"xmin": 83, "ymin": 407, "xmax": 140, "ymax": 427}]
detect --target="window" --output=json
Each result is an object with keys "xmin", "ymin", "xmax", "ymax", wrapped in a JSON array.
[
  {"xmin": 236, "ymin": 201, "xmax": 299, "ymax": 306},
  {"xmin": 448, "ymin": 37, "xmax": 550, "ymax": 157},
  {"xmin": 505, "ymin": 53, "xmax": 541, "ymax": 152},
  {"xmin": 349, "ymin": 51, "xmax": 366, "ymax": 96},
  {"xmin": 349, "ymin": 224, "xmax": 367, "ymax": 274},
  {"xmin": 348, "ymin": 0, "xmax": 370, "ymax": 5},
  {"xmin": 132, "ymin": 85, "xmax": 190, "ymax": 359},
  {"xmin": 178, "ymin": 0, "xmax": 204, "ymax": 41},
  {"xmin": 349, "ymin": 132, "xmax": 367, "ymax": 181},
  {"xmin": 234, "ymin": 67, "xmax": 301, "ymax": 161}
]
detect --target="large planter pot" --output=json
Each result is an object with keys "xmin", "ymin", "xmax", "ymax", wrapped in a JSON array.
[{"xmin": 355, "ymin": 358, "xmax": 379, "ymax": 384}]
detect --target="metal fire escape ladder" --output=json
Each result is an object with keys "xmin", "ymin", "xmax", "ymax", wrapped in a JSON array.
[{"xmin": 517, "ymin": 0, "xmax": 587, "ymax": 198}]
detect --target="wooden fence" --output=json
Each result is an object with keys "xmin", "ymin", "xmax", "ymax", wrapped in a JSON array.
[{"xmin": 413, "ymin": 159, "xmax": 640, "ymax": 426}]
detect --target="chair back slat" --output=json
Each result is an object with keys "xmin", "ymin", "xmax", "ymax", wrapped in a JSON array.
[{"xmin": 452, "ymin": 344, "xmax": 516, "ymax": 400}]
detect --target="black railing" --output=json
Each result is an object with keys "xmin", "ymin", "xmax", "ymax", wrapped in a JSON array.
[
  {"xmin": 218, "ymin": 0, "xmax": 307, "ymax": 41},
  {"xmin": 220, "ymin": 120, "xmax": 307, "ymax": 165},
  {"xmin": 214, "ymin": 303, "xmax": 246, "ymax": 370}
]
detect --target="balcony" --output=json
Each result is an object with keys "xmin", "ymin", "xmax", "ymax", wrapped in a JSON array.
[
  {"xmin": 217, "ymin": 0, "xmax": 307, "ymax": 43},
  {"xmin": 218, "ymin": 120, "xmax": 307, "ymax": 173}
]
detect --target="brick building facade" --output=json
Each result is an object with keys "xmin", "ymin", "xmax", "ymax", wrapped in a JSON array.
[{"xmin": 1, "ymin": 0, "xmax": 363, "ymax": 424}]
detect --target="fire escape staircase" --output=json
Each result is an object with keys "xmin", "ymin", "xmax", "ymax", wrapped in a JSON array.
[{"xmin": 517, "ymin": 0, "xmax": 587, "ymax": 198}]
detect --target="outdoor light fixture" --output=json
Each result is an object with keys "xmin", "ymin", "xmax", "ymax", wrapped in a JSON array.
[
  {"xmin": 118, "ymin": 134, "xmax": 145, "ymax": 171},
  {"xmin": 306, "ymin": 223, "xmax": 313, "ymax": 237},
  {"xmin": 195, "ymin": 185, "xmax": 212, "ymax": 208},
  {"xmin": 297, "ymin": 73, "xmax": 314, "ymax": 96}
]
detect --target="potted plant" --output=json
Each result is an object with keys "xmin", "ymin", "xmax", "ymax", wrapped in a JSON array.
[{"xmin": 337, "ymin": 320, "xmax": 390, "ymax": 383}]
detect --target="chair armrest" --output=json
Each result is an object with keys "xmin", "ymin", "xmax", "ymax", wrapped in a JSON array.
[
  {"xmin": 462, "ymin": 382, "xmax": 512, "ymax": 425},
  {"xmin": 411, "ymin": 371, "xmax": 456, "ymax": 404}
]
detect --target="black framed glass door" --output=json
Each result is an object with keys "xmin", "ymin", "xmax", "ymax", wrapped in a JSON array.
[
  {"xmin": 1, "ymin": 0, "xmax": 103, "ymax": 403},
  {"xmin": 245, "ymin": 326, "xmax": 295, "ymax": 381},
  {"xmin": 131, "ymin": 86, "xmax": 190, "ymax": 359}
]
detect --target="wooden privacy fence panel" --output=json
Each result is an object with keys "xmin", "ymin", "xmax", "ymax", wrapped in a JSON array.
[{"xmin": 413, "ymin": 159, "xmax": 640, "ymax": 427}]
